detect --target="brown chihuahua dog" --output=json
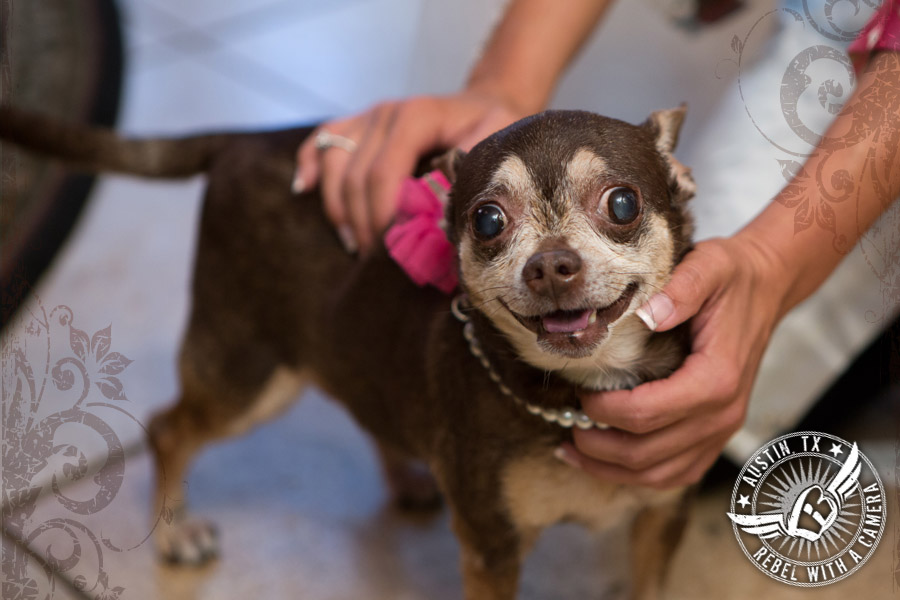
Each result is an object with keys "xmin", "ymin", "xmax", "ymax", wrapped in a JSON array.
[{"xmin": 1, "ymin": 105, "xmax": 696, "ymax": 599}]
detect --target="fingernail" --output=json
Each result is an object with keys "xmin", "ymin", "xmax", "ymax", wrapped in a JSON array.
[
  {"xmin": 553, "ymin": 447, "xmax": 581, "ymax": 470},
  {"xmin": 635, "ymin": 293, "xmax": 674, "ymax": 331},
  {"xmin": 338, "ymin": 225, "xmax": 358, "ymax": 254},
  {"xmin": 291, "ymin": 169, "xmax": 305, "ymax": 194},
  {"xmin": 635, "ymin": 306, "xmax": 656, "ymax": 330}
]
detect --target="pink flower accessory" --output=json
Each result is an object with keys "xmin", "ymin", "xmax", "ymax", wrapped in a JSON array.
[
  {"xmin": 384, "ymin": 170, "xmax": 458, "ymax": 294},
  {"xmin": 847, "ymin": 0, "xmax": 900, "ymax": 70}
]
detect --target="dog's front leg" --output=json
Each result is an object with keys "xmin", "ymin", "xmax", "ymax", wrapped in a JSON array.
[
  {"xmin": 454, "ymin": 517, "xmax": 524, "ymax": 600},
  {"xmin": 441, "ymin": 477, "xmax": 528, "ymax": 600},
  {"xmin": 628, "ymin": 491, "xmax": 692, "ymax": 600}
]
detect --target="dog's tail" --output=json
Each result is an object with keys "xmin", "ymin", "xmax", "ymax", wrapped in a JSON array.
[{"xmin": 0, "ymin": 105, "xmax": 233, "ymax": 178}]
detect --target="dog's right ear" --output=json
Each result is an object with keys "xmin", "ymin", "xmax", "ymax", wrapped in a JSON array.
[
  {"xmin": 645, "ymin": 105, "xmax": 686, "ymax": 155},
  {"xmin": 430, "ymin": 148, "xmax": 467, "ymax": 185},
  {"xmin": 643, "ymin": 105, "xmax": 695, "ymax": 204}
]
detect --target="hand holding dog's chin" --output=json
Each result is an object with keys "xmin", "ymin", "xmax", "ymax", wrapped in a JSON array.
[
  {"xmin": 563, "ymin": 233, "xmax": 792, "ymax": 490},
  {"xmin": 294, "ymin": 90, "xmax": 527, "ymax": 254}
]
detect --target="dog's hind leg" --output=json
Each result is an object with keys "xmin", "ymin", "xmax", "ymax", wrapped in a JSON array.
[
  {"xmin": 374, "ymin": 442, "xmax": 442, "ymax": 511},
  {"xmin": 148, "ymin": 331, "xmax": 306, "ymax": 565},
  {"xmin": 148, "ymin": 398, "xmax": 221, "ymax": 565}
]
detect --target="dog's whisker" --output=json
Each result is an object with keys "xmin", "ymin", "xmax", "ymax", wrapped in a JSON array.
[
  {"xmin": 471, "ymin": 284, "xmax": 515, "ymax": 295},
  {"xmin": 635, "ymin": 281, "xmax": 666, "ymax": 293},
  {"xmin": 604, "ymin": 270, "xmax": 654, "ymax": 276},
  {"xmin": 468, "ymin": 296, "xmax": 504, "ymax": 312}
]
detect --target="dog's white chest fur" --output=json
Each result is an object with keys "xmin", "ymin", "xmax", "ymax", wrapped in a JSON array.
[{"xmin": 501, "ymin": 452, "xmax": 683, "ymax": 533}]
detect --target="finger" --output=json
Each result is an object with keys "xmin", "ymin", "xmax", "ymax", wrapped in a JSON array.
[
  {"xmin": 578, "ymin": 350, "xmax": 737, "ymax": 434},
  {"xmin": 637, "ymin": 435, "xmax": 728, "ymax": 488},
  {"xmin": 635, "ymin": 243, "xmax": 729, "ymax": 332},
  {"xmin": 455, "ymin": 124, "xmax": 505, "ymax": 154},
  {"xmin": 342, "ymin": 105, "xmax": 398, "ymax": 252},
  {"xmin": 572, "ymin": 394, "xmax": 744, "ymax": 471},
  {"xmin": 454, "ymin": 108, "xmax": 519, "ymax": 151},
  {"xmin": 365, "ymin": 99, "xmax": 445, "ymax": 233},
  {"xmin": 294, "ymin": 131, "xmax": 322, "ymax": 194},
  {"xmin": 320, "ymin": 136, "xmax": 358, "ymax": 249},
  {"xmin": 298, "ymin": 120, "xmax": 359, "ymax": 196},
  {"xmin": 556, "ymin": 435, "xmax": 725, "ymax": 489},
  {"xmin": 571, "ymin": 418, "xmax": 700, "ymax": 472}
]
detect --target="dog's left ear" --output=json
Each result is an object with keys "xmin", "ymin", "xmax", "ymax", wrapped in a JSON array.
[
  {"xmin": 643, "ymin": 104, "xmax": 696, "ymax": 204},
  {"xmin": 430, "ymin": 148, "xmax": 467, "ymax": 185},
  {"xmin": 431, "ymin": 148, "xmax": 468, "ymax": 243}
]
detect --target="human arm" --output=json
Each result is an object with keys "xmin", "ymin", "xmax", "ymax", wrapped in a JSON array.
[
  {"xmin": 558, "ymin": 50, "xmax": 900, "ymax": 488},
  {"xmin": 294, "ymin": 0, "xmax": 615, "ymax": 252}
]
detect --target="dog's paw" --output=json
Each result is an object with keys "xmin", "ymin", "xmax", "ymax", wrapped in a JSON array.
[
  {"xmin": 386, "ymin": 462, "xmax": 443, "ymax": 511},
  {"xmin": 156, "ymin": 518, "xmax": 220, "ymax": 565}
]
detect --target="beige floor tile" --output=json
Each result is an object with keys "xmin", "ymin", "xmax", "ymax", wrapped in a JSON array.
[{"xmin": 11, "ymin": 383, "xmax": 897, "ymax": 599}]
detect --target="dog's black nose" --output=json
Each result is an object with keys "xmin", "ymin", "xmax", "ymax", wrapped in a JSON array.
[{"xmin": 522, "ymin": 249, "xmax": 583, "ymax": 299}]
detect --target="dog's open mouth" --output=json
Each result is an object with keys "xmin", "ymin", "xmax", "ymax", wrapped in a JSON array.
[{"xmin": 504, "ymin": 282, "xmax": 639, "ymax": 357}]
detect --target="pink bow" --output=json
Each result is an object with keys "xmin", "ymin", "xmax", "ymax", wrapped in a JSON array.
[
  {"xmin": 847, "ymin": 0, "xmax": 900, "ymax": 70},
  {"xmin": 384, "ymin": 170, "xmax": 458, "ymax": 294}
]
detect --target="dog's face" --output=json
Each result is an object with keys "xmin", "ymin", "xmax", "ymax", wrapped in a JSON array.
[{"xmin": 446, "ymin": 109, "xmax": 695, "ymax": 382}]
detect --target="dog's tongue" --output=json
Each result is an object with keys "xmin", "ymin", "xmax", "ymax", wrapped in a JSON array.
[{"xmin": 542, "ymin": 309, "xmax": 593, "ymax": 333}]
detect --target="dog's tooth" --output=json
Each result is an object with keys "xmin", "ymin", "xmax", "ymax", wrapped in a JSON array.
[
  {"xmin": 588, "ymin": 311, "xmax": 597, "ymax": 324},
  {"xmin": 526, "ymin": 403, "xmax": 542, "ymax": 415},
  {"xmin": 557, "ymin": 410, "xmax": 575, "ymax": 428}
]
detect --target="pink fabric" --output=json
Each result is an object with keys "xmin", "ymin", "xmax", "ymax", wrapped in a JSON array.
[
  {"xmin": 848, "ymin": 0, "xmax": 900, "ymax": 69},
  {"xmin": 384, "ymin": 170, "xmax": 458, "ymax": 294}
]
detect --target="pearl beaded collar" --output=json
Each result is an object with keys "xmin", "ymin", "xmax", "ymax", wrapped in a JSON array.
[{"xmin": 450, "ymin": 296, "xmax": 610, "ymax": 431}]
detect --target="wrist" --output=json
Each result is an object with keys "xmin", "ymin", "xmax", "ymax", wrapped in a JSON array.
[
  {"xmin": 736, "ymin": 189, "xmax": 848, "ymax": 317},
  {"xmin": 731, "ymin": 226, "xmax": 798, "ymax": 320}
]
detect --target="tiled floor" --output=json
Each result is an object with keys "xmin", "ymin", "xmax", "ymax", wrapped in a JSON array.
[
  {"xmin": 7, "ymin": 388, "xmax": 898, "ymax": 599},
  {"xmin": 2, "ymin": 1, "xmax": 897, "ymax": 599}
]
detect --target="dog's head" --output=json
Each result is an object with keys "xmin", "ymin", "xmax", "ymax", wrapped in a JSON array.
[{"xmin": 442, "ymin": 109, "xmax": 695, "ymax": 383}]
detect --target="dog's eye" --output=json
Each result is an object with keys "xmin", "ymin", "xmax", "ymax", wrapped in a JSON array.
[
  {"xmin": 473, "ymin": 203, "xmax": 507, "ymax": 240},
  {"xmin": 605, "ymin": 187, "xmax": 640, "ymax": 224}
]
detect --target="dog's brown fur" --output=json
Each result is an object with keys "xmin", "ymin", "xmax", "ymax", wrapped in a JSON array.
[{"xmin": 1, "ymin": 106, "xmax": 695, "ymax": 599}]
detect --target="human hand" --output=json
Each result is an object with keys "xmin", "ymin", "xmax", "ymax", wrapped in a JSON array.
[
  {"xmin": 294, "ymin": 91, "xmax": 527, "ymax": 253},
  {"xmin": 555, "ymin": 233, "xmax": 791, "ymax": 489}
]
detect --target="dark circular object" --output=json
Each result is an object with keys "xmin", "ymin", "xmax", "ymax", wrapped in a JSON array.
[
  {"xmin": 0, "ymin": 0, "xmax": 123, "ymax": 329},
  {"xmin": 473, "ymin": 203, "xmax": 507, "ymax": 240},
  {"xmin": 607, "ymin": 187, "xmax": 639, "ymax": 224}
]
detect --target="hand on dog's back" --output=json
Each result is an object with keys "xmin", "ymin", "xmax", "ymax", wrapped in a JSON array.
[{"xmin": 293, "ymin": 91, "xmax": 525, "ymax": 254}]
